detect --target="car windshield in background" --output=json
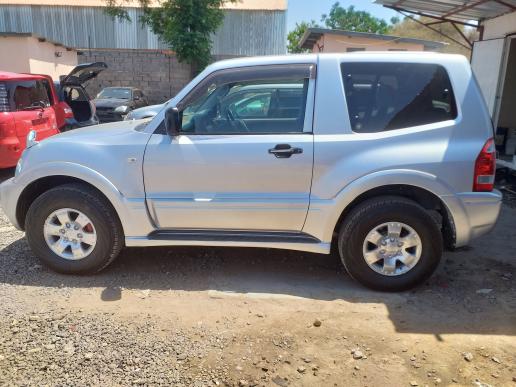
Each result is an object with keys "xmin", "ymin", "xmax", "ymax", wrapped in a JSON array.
[{"xmin": 97, "ymin": 88, "xmax": 131, "ymax": 99}]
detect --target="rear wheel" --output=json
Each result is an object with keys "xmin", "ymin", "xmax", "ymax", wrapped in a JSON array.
[
  {"xmin": 338, "ymin": 196, "xmax": 442, "ymax": 291},
  {"xmin": 25, "ymin": 184, "xmax": 124, "ymax": 274}
]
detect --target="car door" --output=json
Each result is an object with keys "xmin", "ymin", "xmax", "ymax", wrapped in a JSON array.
[
  {"xmin": 144, "ymin": 64, "xmax": 315, "ymax": 231},
  {"xmin": 11, "ymin": 79, "xmax": 58, "ymax": 148}
]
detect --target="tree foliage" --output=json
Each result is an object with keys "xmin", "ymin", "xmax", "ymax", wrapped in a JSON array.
[
  {"xmin": 321, "ymin": 3, "xmax": 390, "ymax": 34},
  {"xmin": 104, "ymin": 0, "xmax": 235, "ymax": 72},
  {"xmin": 287, "ymin": 20, "xmax": 319, "ymax": 54}
]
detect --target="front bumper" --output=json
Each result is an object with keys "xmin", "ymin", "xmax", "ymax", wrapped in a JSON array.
[
  {"xmin": 0, "ymin": 177, "xmax": 23, "ymax": 230},
  {"xmin": 442, "ymin": 190, "xmax": 503, "ymax": 247},
  {"xmin": 96, "ymin": 110, "xmax": 125, "ymax": 123}
]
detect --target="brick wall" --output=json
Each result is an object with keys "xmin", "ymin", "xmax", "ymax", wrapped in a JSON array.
[{"xmin": 78, "ymin": 49, "xmax": 192, "ymax": 105}]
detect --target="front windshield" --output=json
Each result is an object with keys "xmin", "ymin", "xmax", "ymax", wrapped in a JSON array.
[{"xmin": 97, "ymin": 88, "xmax": 131, "ymax": 99}]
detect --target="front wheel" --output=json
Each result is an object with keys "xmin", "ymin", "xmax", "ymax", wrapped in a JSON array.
[
  {"xmin": 338, "ymin": 196, "xmax": 442, "ymax": 291},
  {"xmin": 25, "ymin": 183, "xmax": 124, "ymax": 274}
]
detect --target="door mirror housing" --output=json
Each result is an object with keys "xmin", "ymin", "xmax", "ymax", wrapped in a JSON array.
[{"xmin": 165, "ymin": 107, "xmax": 181, "ymax": 136}]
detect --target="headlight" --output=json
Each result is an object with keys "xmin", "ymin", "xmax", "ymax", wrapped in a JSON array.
[
  {"xmin": 115, "ymin": 105, "xmax": 130, "ymax": 114},
  {"xmin": 15, "ymin": 158, "xmax": 23, "ymax": 176}
]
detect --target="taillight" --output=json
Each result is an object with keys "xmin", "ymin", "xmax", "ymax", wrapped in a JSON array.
[
  {"xmin": 63, "ymin": 103, "xmax": 74, "ymax": 119},
  {"xmin": 473, "ymin": 138, "xmax": 496, "ymax": 192},
  {"xmin": 0, "ymin": 116, "xmax": 16, "ymax": 138}
]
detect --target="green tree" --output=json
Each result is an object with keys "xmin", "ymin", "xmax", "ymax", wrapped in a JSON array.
[
  {"xmin": 287, "ymin": 20, "xmax": 318, "ymax": 54},
  {"xmin": 104, "ymin": 0, "xmax": 235, "ymax": 74},
  {"xmin": 321, "ymin": 3, "xmax": 390, "ymax": 34}
]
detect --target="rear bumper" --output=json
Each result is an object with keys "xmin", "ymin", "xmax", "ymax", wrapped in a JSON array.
[
  {"xmin": 61, "ymin": 117, "xmax": 99, "ymax": 131},
  {"xmin": 0, "ymin": 177, "xmax": 22, "ymax": 230},
  {"xmin": 442, "ymin": 190, "xmax": 503, "ymax": 247}
]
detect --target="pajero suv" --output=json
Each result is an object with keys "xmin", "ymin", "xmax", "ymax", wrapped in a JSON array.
[{"xmin": 0, "ymin": 53, "xmax": 502, "ymax": 291}]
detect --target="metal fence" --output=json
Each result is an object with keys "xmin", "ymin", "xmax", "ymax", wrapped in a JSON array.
[{"xmin": 0, "ymin": 5, "xmax": 287, "ymax": 55}]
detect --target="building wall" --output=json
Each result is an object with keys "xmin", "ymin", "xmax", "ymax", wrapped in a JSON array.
[
  {"xmin": 0, "ymin": 5, "xmax": 287, "ymax": 55},
  {"xmin": 482, "ymin": 11, "xmax": 516, "ymax": 40},
  {"xmin": 311, "ymin": 34, "xmax": 425, "ymax": 53},
  {"xmin": 0, "ymin": 35, "xmax": 77, "ymax": 80},
  {"xmin": 78, "ymin": 49, "xmax": 191, "ymax": 105},
  {"xmin": 0, "ymin": 0, "xmax": 287, "ymax": 10}
]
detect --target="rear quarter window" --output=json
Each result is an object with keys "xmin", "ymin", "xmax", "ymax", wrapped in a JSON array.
[{"xmin": 341, "ymin": 62, "xmax": 457, "ymax": 133}]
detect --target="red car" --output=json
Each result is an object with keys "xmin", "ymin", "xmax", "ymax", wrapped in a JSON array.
[
  {"xmin": 0, "ymin": 71, "xmax": 60, "ymax": 169},
  {"xmin": 0, "ymin": 63, "xmax": 107, "ymax": 169}
]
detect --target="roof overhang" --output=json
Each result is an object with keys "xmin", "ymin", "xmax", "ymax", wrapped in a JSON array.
[
  {"xmin": 299, "ymin": 28, "xmax": 445, "ymax": 51},
  {"xmin": 0, "ymin": 32, "xmax": 76, "ymax": 51},
  {"xmin": 375, "ymin": 0, "xmax": 516, "ymax": 23}
]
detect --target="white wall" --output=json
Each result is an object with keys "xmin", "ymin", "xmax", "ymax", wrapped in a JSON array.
[
  {"xmin": 482, "ymin": 11, "xmax": 516, "ymax": 40},
  {"xmin": 0, "ymin": 36, "xmax": 77, "ymax": 80}
]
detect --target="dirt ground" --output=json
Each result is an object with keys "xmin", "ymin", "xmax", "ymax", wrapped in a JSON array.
[{"xmin": 0, "ymin": 168, "xmax": 515, "ymax": 386}]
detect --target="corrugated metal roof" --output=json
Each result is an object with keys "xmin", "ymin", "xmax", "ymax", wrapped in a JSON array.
[
  {"xmin": 375, "ymin": 0, "xmax": 516, "ymax": 22},
  {"xmin": 299, "ymin": 27, "xmax": 445, "ymax": 50},
  {"xmin": 0, "ymin": 5, "xmax": 286, "ymax": 55}
]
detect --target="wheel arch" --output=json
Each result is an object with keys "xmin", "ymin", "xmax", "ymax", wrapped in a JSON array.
[
  {"xmin": 332, "ymin": 184, "xmax": 456, "ymax": 249},
  {"xmin": 16, "ymin": 175, "xmax": 122, "ymax": 232},
  {"xmin": 304, "ymin": 170, "xmax": 458, "ymax": 249}
]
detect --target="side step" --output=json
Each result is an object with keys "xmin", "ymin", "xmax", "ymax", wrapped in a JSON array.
[{"xmin": 148, "ymin": 229, "xmax": 321, "ymax": 244}]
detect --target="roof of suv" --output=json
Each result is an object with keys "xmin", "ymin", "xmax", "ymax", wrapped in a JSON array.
[
  {"xmin": 211, "ymin": 52, "xmax": 466, "ymax": 71},
  {"xmin": 0, "ymin": 71, "xmax": 46, "ymax": 81}
]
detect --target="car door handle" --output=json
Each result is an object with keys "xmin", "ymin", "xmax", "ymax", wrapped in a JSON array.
[{"xmin": 268, "ymin": 144, "xmax": 303, "ymax": 158}]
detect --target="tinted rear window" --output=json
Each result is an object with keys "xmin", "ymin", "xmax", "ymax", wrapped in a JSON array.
[
  {"xmin": 0, "ymin": 80, "xmax": 51, "ymax": 112},
  {"xmin": 341, "ymin": 62, "xmax": 457, "ymax": 133}
]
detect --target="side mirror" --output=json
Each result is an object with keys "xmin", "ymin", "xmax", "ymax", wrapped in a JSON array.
[{"xmin": 164, "ymin": 107, "xmax": 181, "ymax": 136}]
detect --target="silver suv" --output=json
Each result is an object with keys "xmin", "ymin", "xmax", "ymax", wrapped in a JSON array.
[{"xmin": 0, "ymin": 53, "xmax": 502, "ymax": 291}]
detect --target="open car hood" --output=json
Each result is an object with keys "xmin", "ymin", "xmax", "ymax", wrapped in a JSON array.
[{"xmin": 61, "ymin": 62, "xmax": 108, "ymax": 86}]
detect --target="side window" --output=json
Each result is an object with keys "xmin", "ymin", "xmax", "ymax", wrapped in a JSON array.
[
  {"xmin": 0, "ymin": 82, "xmax": 10, "ymax": 112},
  {"xmin": 11, "ymin": 80, "xmax": 51, "ymax": 111},
  {"xmin": 341, "ymin": 62, "xmax": 457, "ymax": 133},
  {"xmin": 177, "ymin": 65, "xmax": 312, "ymax": 134}
]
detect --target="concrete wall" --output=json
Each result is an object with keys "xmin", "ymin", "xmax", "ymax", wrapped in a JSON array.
[
  {"xmin": 78, "ymin": 49, "xmax": 191, "ymax": 104},
  {"xmin": 0, "ymin": 35, "xmax": 77, "ymax": 80},
  {"xmin": 311, "ymin": 34, "xmax": 425, "ymax": 53},
  {"xmin": 482, "ymin": 11, "xmax": 516, "ymax": 40}
]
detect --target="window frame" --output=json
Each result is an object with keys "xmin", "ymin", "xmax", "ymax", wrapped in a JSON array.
[
  {"xmin": 165, "ymin": 64, "xmax": 316, "ymax": 136},
  {"xmin": 340, "ymin": 61, "xmax": 459, "ymax": 134}
]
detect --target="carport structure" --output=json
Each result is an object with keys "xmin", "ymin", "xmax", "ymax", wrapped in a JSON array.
[
  {"xmin": 376, "ymin": 0, "xmax": 516, "ymax": 170},
  {"xmin": 375, "ymin": 0, "xmax": 516, "ymax": 48}
]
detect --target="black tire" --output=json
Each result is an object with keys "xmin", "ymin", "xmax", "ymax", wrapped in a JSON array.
[
  {"xmin": 338, "ymin": 196, "xmax": 442, "ymax": 291},
  {"xmin": 25, "ymin": 183, "xmax": 124, "ymax": 274}
]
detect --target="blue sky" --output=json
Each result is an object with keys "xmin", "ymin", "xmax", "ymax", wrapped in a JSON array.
[{"xmin": 287, "ymin": 0, "xmax": 399, "ymax": 31}]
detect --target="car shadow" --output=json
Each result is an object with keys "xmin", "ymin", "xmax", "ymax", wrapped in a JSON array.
[
  {"xmin": 1, "ymin": 236, "xmax": 514, "ymax": 338},
  {"xmin": 0, "ymin": 168, "xmax": 14, "ymax": 183}
]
